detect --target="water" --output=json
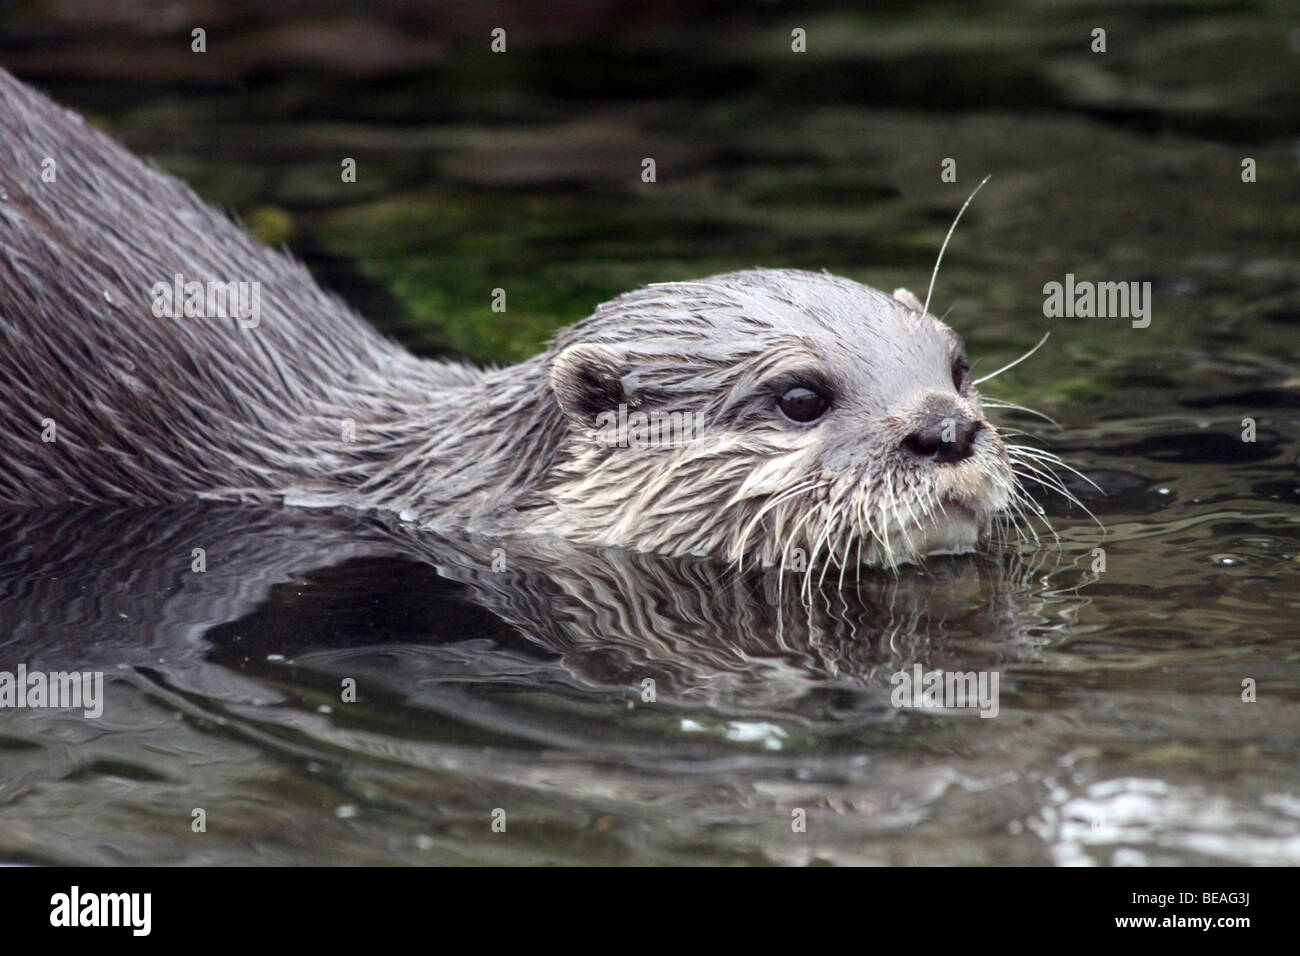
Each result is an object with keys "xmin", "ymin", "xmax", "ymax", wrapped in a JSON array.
[{"xmin": 1, "ymin": 0, "xmax": 1298, "ymax": 865}]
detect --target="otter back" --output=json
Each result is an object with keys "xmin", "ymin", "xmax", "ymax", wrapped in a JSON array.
[{"xmin": 0, "ymin": 69, "xmax": 480, "ymax": 508}]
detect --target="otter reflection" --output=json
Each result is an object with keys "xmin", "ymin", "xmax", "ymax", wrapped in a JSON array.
[{"xmin": 0, "ymin": 505, "xmax": 1084, "ymax": 731}]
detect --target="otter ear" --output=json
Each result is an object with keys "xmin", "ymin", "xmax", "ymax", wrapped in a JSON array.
[
  {"xmin": 550, "ymin": 343, "xmax": 627, "ymax": 426},
  {"xmin": 893, "ymin": 287, "xmax": 925, "ymax": 314}
]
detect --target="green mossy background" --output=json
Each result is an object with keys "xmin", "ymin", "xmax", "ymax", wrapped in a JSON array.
[
  {"xmin": 6, "ymin": 0, "xmax": 1293, "ymax": 411},
  {"xmin": 3, "ymin": 0, "xmax": 1300, "ymax": 869}
]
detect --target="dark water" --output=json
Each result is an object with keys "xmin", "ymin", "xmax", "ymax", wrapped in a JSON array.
[{"xmin": 1, "ymin": 1, "xmax": 1298, "ymax": 864}]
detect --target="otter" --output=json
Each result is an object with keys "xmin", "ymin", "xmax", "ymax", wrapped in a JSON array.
[{"xmin": 0, "ymin": 69, "xmax": 1050, "ymax": 571}]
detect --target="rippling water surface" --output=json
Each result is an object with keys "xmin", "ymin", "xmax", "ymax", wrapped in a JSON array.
[{"xmin": 0, "ymin": 0, "xmax": 1297, "ymax": 865}]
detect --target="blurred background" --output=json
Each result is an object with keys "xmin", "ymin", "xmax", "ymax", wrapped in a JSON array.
[
  {"xmin": 2, "ymin": 1, "xmax": 1299, "ymax": 866},
  {"xmin": 2, "ymin": 0, "xmax": 1295, "ymax": 372}
]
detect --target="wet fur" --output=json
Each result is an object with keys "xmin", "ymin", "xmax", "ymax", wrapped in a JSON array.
[{"xmin": 0, "ymin": 69, "xmax": 1059, "ymax": 571}]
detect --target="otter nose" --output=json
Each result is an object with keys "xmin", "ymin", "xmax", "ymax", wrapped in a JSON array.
[{"xmin": 902, "ymin": 414, "xmax": 981, "ymax": 464}]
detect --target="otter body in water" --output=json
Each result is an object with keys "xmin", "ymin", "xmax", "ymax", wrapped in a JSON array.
[{"xmin": 0, "ymin": 70, "xmax": 1024, "ymax": 569}]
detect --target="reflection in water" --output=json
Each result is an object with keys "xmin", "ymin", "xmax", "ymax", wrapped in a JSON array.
[
  {"xmin": 0, "ymin": 474, "xmax": 1297, "ymax": 865},
  {"xmin": 0, "ymin": 502, "xmax": 1091, "ymax": 864},
  {"xmin": 0, "ymin": 0, "xmax": 1298, "ymax": 867},
  {"xmin": 0, "ymin": 503, "xmax": 1080, "ymax": 720}
]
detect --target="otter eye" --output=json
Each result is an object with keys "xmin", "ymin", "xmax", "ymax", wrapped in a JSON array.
[
  {"xmin": 952, "ymin": 356, "xmax": 971, "ymax": 391},
  {"xmin": 778, "ymin": 386, "xmax": 829, "ymax": 424}
]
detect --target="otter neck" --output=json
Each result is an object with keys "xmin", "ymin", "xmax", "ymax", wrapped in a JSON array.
[{"xmin": 306, "ymin": 354, "xmax": 568, "ymax": 526}]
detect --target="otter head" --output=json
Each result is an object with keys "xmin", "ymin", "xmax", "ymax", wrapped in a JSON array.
[{"xmin": 544, "ymin": 268, "xmax": 1017, "ymax": 571}]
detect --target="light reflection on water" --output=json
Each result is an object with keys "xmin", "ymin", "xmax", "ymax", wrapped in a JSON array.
[
  {"xmin": 1, "ymin": 0, "xmax": 1298, "ymax": 865},
  {"xmin": 0, "ymin": 460, "xmax": 1296, "ymax": 866}
]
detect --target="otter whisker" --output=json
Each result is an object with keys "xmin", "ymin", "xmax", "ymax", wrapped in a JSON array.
[
  {"xmin": 1007, "ymin": 456, "xmax": 1078, "ymax": 505},
  {"xmin": 1010, "ymin": 463, "xmax": 1105, "ymax": 535},
  {"xmin": 814, "ymin": 511, "xmax": 847, "ymax": 593},
  {"xmin": 892, "ymin": 478, "xmax": 927, "ymax": 566},
  {"xmin": 1009, "ymin": 444, "xmax": 1104, "ymax": 495},
  {"xmin": 990, "ymin": 512, "xmax": 1025, "ymax": 550},
  {"xmin": 732, "ymin": 479, "xmax": 823, "ymax": 573},
  {"xmin": 805, "ymin": 523, "xmax": 832, "ymax": 606},
  {"xmin": 972, "ymin": 332, "xmax": 1051, "ymax": 386},
  {"xmin": 994, "ymin": 495, "xmax": 1048, "ymax": 553},
  {"xmin": 921, "ymin": 174, "xmax": 992, "ymax": 321},
  {"xmin": 982, "ymin": 400, "xmax": 1055, "ymax": 429},
  {"xmin": 874, "ymin": 492, "xmax": 899, "ymax": 574},
  {"xmin": 982, "ymin": 399, "xmax": 1060, "ymax": 427},
  {"xmin": 1008, "ymin": 481, "xmax": 1047, "ymax": 544},
  {"xmin": 850, "ymin": 499, "xmax": 885, "ymax": 578},
  {"xmin": 806, "ymin": 508, "xmax": 845, "ymax": 603},
  {"xmin": 777, "ymin": 505, "xmax": 822, "ymax": 609},
  {"xmin": 834, "ymin": 529, "xmax": 858, "ymax": 617},
  {"xmin": 836, "ymin": 528, "xmax": 856, "ymax": 593},
  {"xmin": 992, "ymin": 427, "xmax": 1046, "ymax": 443},
  {"xmin": 1007, "ymin": 449, "xmax": 1098, "ymax": 511},
  {"xmin": 998, "ymin": 475, "xmax": 1049, "ymax": 547},
  {"xmin": 873, "ymin": 489, "xmax": 894, "ymax": 572},
  {"xmin": 854, "ymin": 531, "xmax": 864, "ymax": 590},
  {"xmin": 1007, "ymin": 463, "xmax": 1074, "ymax": 530}
]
